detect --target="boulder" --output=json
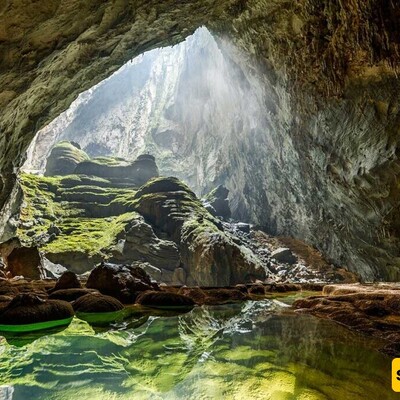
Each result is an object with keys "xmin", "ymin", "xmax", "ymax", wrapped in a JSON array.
[
  {"xmin": 203, "ymin": 185, "xmax": 231, "ymax": 220},
  {"xmin": 54, "ymin": 271, "xmax": 81, "ymax": 291},
  {"xmin": 271, "ymin": 247, "xmax": 297, "ymax": 265},
  {"xmin": 6, "ymin": 246, "xmax": 45, "ymax": 279},
  {"xmin": 73, "ymin": 293, "xmax": 124, "ymax": 313},
  {"xmin": 49, "ymin": 288, "xmax": 98, "ymax": 302},
  {"xmin": 0, "ymin": 293, "xmax": 74, "ymax": 325},
  {"xmin": 178, "ymin": 287, "xmax": 250, "ymax": 305},
  {"xmin": 136, "ymin": 291, "xmax": 195, "ymax": 309},
  {"xmin": 44, "ymin": 141, "xmax": 89, "ymax": 176},
  {"xmin": 86, "ymin": 263, "xmax": 155, "ymax": 303}
]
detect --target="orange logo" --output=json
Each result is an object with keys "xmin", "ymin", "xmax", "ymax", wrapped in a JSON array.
[{"xmin": 392, "ymin": 358, "xmax": 400, "ymax": 392}]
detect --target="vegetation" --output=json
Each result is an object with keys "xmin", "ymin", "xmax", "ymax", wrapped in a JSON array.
[{"xmin": 17, "ymin": 172, "xmax": 138, "ymax": 256}]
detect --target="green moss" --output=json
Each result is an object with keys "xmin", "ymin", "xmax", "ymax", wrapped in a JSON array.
[
  {"xmin": 91, "ymin": 156, "xmax": 130, "ymax": 166},
  {"xmin": 43, "ymin": 212, "xmax": 138, "ymax": 255},
  {"xmin": 17, "ymin": 172, "xmax": 138, "ymax": 255}
]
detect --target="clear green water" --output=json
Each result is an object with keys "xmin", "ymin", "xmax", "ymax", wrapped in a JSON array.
[{"xmin": 0, "ymin": 295, "xmax": 396, "ymax": 400}]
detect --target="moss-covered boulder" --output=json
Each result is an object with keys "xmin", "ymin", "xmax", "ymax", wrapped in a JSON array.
[
  {"xmin": 44, "ymin": 141, "xmax": 89, "ymax": 177},
  {"xmin": 0, "ymin": 294, "xmax": 74, "ymax": 325},
  {"xmin": 136, "ymin": 291, "xmax": 195, "ymax": 309},
  {"xmin": 73, "ymin": 292, "xmax": 124, "ymax": 313}
]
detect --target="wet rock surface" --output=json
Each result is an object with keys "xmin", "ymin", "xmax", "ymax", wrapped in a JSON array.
[
  {"xmin": 53, "ymin": 271, "xmax": 81, "ymax": 291},
  {"xmin": 136, "ymin": 291, "xmax": 195, "ymax": 309},
  {"xmin": 0, "ymin": 293, "xmax": 73, "ymax": 325},
  {"xmin": 73, "ymin": 292, "xmax": 124, "ymax": 313},
  {"xmin": 293, "ymin": 284, "xmax": 400, "ymax": 356}
]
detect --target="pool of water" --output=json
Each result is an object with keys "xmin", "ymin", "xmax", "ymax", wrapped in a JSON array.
[{"xmin": 0, "ymin": 294, "xmax": 396, "ymax": 400}]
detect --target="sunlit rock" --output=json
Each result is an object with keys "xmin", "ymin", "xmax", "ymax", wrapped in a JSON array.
[{"xmin": 44, "ymin": 141, "xmax": 89, "ymax": 176}]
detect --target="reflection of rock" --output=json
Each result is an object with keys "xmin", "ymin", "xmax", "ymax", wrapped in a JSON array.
[
  {"xmin": 204, "ymin": 185, "xmax": 231, "ymax": 220},
  {"xmin": 45, "ymin": 141, "xmax": 89, "ymax": 176},
  {"xmin": 0, "ymin": 293, "xmax": 73, "ymax": 325},
  {"xmin": 86, "ymin": 263, "xmax": 155, "ymax": 303},
  {"xmin": 73, "ymin": 292, "xmax": 124, "ymax": 313}
]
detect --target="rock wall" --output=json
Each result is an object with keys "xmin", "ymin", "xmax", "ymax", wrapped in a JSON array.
[{"xmin": 1, "ymin": 1, "xmax": 400, "ymax": 280}]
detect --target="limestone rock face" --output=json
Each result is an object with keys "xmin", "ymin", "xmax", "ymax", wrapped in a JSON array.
[
  {"xmin": 110, "ymin": 216, "xmax": 180, "ymax": 272},
  {"xmin": 204, "ymin": 185, "xmax": 231, "ymax": 220},
  {"xmin": 45, "ymin": 141, "xmax": 89, "ymax": 176}
]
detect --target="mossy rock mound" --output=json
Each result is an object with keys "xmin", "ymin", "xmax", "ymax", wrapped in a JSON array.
[
  {"xmin": 0, "ymin": 294, "xmax": 74, "ymax": 325},
  {"xmin": 73, "ymin": 293, "xmax": 124, "ymax": 313},
  {"xmin": 136, "ymin": 291, "xmax": 195, "ymax": 309},
  {"xmin": 45, "ymin": 141, "xmax": 89, "ymax": 176}
]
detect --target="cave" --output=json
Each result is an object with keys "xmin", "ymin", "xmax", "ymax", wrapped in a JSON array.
[{"xmin": 1, "ymin": 1, "xmax": 400, "ymax": 398}]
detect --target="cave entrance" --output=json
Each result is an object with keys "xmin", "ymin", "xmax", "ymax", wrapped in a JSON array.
[{"xmin": 22, "ymin": 26, "xmax": 266, "ymax": 199}]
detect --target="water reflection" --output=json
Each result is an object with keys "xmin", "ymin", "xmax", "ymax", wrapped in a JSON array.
[{"xmin": 0, "ymin": 299, "xmax": 395, "ymax": 399}]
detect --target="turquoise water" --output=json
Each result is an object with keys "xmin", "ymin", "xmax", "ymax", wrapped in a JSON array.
[{"xmin": 0, "ymin": 295, "xmax": 395, "ymax": 400}]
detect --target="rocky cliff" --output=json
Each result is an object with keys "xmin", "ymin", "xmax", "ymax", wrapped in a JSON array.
[{"xmin": 1, "ymin": 1, "xmax": 400, "ymax": 281}]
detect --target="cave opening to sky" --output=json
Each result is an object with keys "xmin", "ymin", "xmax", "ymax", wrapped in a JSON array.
[{"xmin": 22, "ymin": 27, "xmax": 267, "ymax": 201}]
